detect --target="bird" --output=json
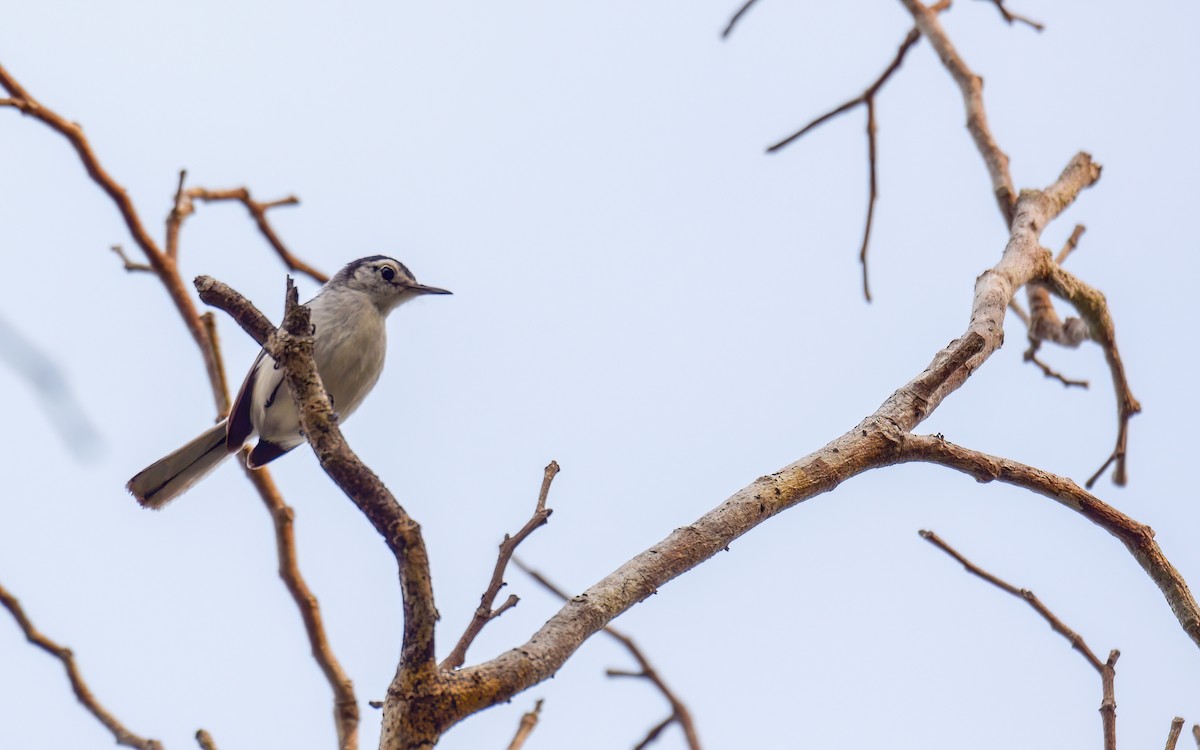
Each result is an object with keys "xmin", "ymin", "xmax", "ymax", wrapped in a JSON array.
[{"xmin": 128, "ymin": 255, "xmax": 450, "ymax": 508}]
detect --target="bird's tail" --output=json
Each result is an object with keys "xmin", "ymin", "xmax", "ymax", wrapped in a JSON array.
[{"xmin": 128, "ymin": 420, "xmax": 232, "ymax": 509}]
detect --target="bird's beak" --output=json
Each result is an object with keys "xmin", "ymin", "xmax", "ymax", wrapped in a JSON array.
[{"xmin": 411, "ymin": 284, "xmax": 452, "ymax": 296}]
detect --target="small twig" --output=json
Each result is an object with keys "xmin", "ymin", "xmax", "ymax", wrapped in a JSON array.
[
  {"xmin": 195, "ymin": 728, "xmax": 220, "ymax": 750},
  {"xmin": 165, "ymin": 169, "xmax": 193, "ymax": 259},
  {"xmin": 977, "ymin": 0, "xmax": 1045, "ymax": 31},
  {"xmin": 1166, "ymin": 717, "xmax": 1186, "ymax": 750},
  {"xmin": 187, "ymin": 187, "xmax": 326, "ymax": 283},
  {"xmin": 0, "ymin": 581, "xmax": 164, "ymax": 750},
  {"xmin": 1056, "ymin": 224, "xmax": 1086, "ymax": 265},
  {"xmin": 1023, "ymin": 338, "xmax": 1088, "ymax": 389},
  {"xmin": 441, "ymin": 462, "xmax": 560, "ymax": 671},
  {"xmin": 505, "ymin": 699, "xmax": 544, "ymax": 750},
  {"xmin": 110, "ymin": 244, "xmax": 153, "ymax": 273},
  {"xmin": 514, "ymin": 560, "xmax": 702, "ymax": 750},
  {"xmin": 720, "ymin": 0, "xmax": 762, "ymax": 38},
  {"xmin": 919, "ymin": 530, "xmax": 1117, "ymax": 750},
  {"xmin": 768, "ymin": 28, "xmax": 921, "ymax": 302},
  {"xmin": 1191, "ymin": 723, "xmax": 1200, "ymax": 749}
]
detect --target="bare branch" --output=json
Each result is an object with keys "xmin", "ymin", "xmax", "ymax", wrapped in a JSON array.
[
  {"xmin": 899, "ymin": 0, "xmax": 1016, "ymax": 222},
  {"xmin": 195, "ymin": 275, "xmax": 275, "ymax": 345},
  {"xmin": 1023, "ymin": 338, "xmax": 1088, "ymax": 389},
  {"xmin": 901, "ymin": 434, "xmax": 1200, "ymax": 648},
  {"xmin": 1191, "ymin": 723, "xmax": 1200, "ymax": 749},
  {"xmin": 0, "ymin": 581, "xmax": 164, "ymax": 750},
  {"xmin": 505, "ymin": 700, "xmax": 544, "ymax": 750},
  {"xmin": 1166, "ymin": 717, "xmax": 1186, "ymax": 750},
  {"xmin": 767, "ymin": 27, "xmax": 922, "ymax": 300},
  {"xmin": 110, "ymin": 245, "xmax": 153, "ymax": 272},
  {"xmin": 187, "ymin": 187, "xmax": 326, "ymax": 283},
  {"xmin": 976, "ymin": 0, "xmax": 1045, "ymax": 32},
  {"xmin": 1056, "ymin": 224, "xmax": 1086, "ymax": 265},
  {"xmin": 919, "ymin": 530, "xmax": 1104, "ymax": 671},
  {"xmin": 720, "ymin": 0, "xmax": 762, "ymax": 38},
  {"xmin": 920, "ymin": 530, "xmax": 1118, "ymax": 749},
  {"xmin": 442, "ymin": 461, "xmax": 559, "ymax": 671},
  {"xmin": 514, "ymin": 560, "xmax": 702, "ymax": 750},
  {"xmin": 195, "ymin": 729, "xmax": 219, "ymax": 750}
]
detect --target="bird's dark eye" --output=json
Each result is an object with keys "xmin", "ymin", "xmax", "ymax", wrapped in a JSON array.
[{"xmin": 380, "ymin": 266, "xmax": 396, "ymax": 282}]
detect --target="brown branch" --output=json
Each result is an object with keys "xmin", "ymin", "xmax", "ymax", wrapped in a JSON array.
[
  {"xmin": 195, "ymin": 729, "xmax": 219, "ymax": 750},
  {"xmin": 110, "ymin": 245, "xmax": 153, "ymax": 272},
  {"xmin": 900, "ymin": 434, "xmax": 1200, "ymax": 648},
  {"xmin": 187, "ymin": 187, "xmax": 326, "ymax": 283},
  {"xmin": 0, "ymin": 581, "xmax": 164, "ymax": 750},
  {"xmin": 920, "ymin": 530, "xmax": 1118, "ymax": 749},
  {"xmin": 514, "ymin": 560, "xmax": 702, "ymax": 750},
  {"xmin": 920, "ymin": 530, "xmax": 1105, "ymax": 670},
  {"xmin": 442, "ymin": 462, "xmax": 560, "ymax": 671},
  {"xmin": 0, "ymin": 62, "xmax": 226, "ymax": 411},
  {"xmin": 1057, "ymin": 223, "xmax": 1086, "ymax": 265},
  {"xmin": 978, "ymin": 0, "xmax": 1045, "ymax": 31},
  {"xmin": 899, "ymin": 0, "xmax": 1016, "ymax": 223},
  {"xmin": 504, "ymin": 700, "xmax": 544, "ymax": 750},
  {"xmin": 262, "ymin": 280, "xmax": 439, "ymax": 748},
  {"xmin": 1192, "ymin": 723, "xmax": 1200, "ymax": 749},
  {"xmin": 720, "ymin": 0, "xmax": 762, "ymax": 38},
  {"xmin": 767, "ymin": 28, "xmax": 922, "ymax": 301},
  {"xmin": 1167, "ymin": 717, "xmax": 1186, "ymax": 750},
  {"xmin": 1023, "ymin": 337, "xmax": 1088, "ymax": 389}
]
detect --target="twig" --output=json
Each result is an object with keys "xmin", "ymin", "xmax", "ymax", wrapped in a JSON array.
[
  {"xmin": 195, "ymin": 729, "xmax": 220, "ymax": 750},
  {"xmin": 1056, "ymin": 224, "xmax": 1086, "ymax": 265},
  {"xmin": 919, "ymin": 530, "xmax": 1104, "ymax": 670},
  {"xmin": 442, "ymin": 462, "xmax": 560, "ymax": 671},
  {"xmin": 1023, "ymin": 338, "xmax": 1088, "ymax": 389},
  {"xmin": 505, "ymin": 700, "xmax": 544, "ymax": 750},
  {"xmin": 187, "ymin": 187, "xmax": 325, "ymax": 283},
  {"xmin": 514, "ymin": 560, "xmax": 702, "ymax": 750},
  {"xmin": 767, "ymin": 27, "xmax": 922, "ymax": 301},
  {"xmin": 0, "ymin": 581, "xmax": 164, "ymax": 750},
  {"xmin": 110, "ymin": 245, "xmax": 153, "ymax": 272},
  {"xmin": 919, "ymin": 530, "xmax": 1117, "ymax": 750},
  {"xmin": 720, "ymin": 0, "xmax": 762, "ymax": 38},
  {"xmin": 1166, "ymin": 717, "xmax": 1185, "ymax": 750},
  {"xmin": 976, "ymin": 0, "xmax": 1045, "ymax": 31}
]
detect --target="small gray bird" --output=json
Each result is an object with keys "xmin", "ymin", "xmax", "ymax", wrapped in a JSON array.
[{"xmin": 128, "ymin": 256, "xmax": 450, "ymax": 508}]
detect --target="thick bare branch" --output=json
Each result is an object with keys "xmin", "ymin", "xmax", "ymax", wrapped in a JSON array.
[
  {"xmin": 442, "ymin": 462, "xmax": 559, "ymax": 671},
  {"xmin": 0, "ymin": 582, "xmax": 164, "ymax": 750},
  {"xmin": 515, "ymin": 560, "xmax": 702, "ymax": 750},
  {"xmin": 195, "ymin": 275, "xmax": 275, "ymax": 345}
]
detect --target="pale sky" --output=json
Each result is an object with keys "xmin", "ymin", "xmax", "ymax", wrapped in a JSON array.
[{"xmin": 2, "ymin": 2, "xmax": 1198, "ymax": 749}]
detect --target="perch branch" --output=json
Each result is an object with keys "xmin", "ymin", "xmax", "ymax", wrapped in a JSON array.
[
  {"xmin": 442, "ymin": 461, "xmax": 560, "ymax": 671},
  {"xmin": 504, "ymin": 700, "xmax": 544, "ymax": 750},
  {"xmin": 514, "ymin": 560, "xmax": 702, "ymax": 750},
  {"xmin": 0, "ymin": 581, "xmax": 164, "ymax": 750}
]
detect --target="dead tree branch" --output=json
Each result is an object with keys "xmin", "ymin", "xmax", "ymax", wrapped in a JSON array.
[
  {"xmin": 767, "ymin": 28, "xmax": 922, "ymax": 301},
  {"xmin": 504, "ymin": 700, "xmax": 544, "ymax": 750},
  {"xmin": 901, "ymin": 434, "xmax": 1200, "ymax": 647},
  {"xmin": 720, "ymin": 0, "xmax": 762, "ymax": 39},
  {"xmin": 1, "ymin": 60, "xmax": 357, "ymax": 749},
  {"xmin": 0, "ymin": 581, "xmax": 164, "ymax": 750},
  {"xmin": 977, "ymin": 0, "xmax": 1044, "ymax": 31},
  {"xmin": 920, "ymin": 530, "xmax": 1117, "ymax": 749},
  {"xmin": 1166, "ymin": 717, "xmax": 1186, "ymax": 750},
  {"xmin": 195, "ymin": 729, "xmax": 220, "ymax": 750},
  {"xmin": 514, "ymin": 560, "xmax": 702, "ymax": 750},
  {"xmin": 442, "ymin": 461, "xmax": 560, "ymax": 671}
]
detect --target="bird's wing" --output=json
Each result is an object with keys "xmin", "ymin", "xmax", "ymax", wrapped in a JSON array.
[{"xmin": 227, "ymin": 349, "xmax": 270, "ymax": 451}]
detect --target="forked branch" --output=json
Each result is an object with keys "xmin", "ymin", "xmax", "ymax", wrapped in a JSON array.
[{"xmin": 442, "ymin": 461, "xmax": 560, "ymax": 671}]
